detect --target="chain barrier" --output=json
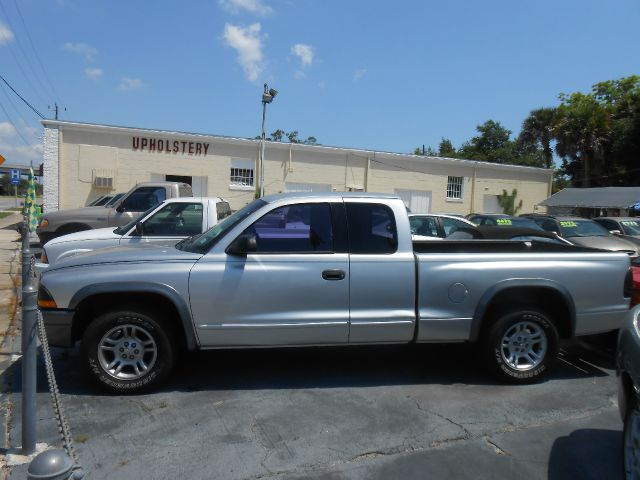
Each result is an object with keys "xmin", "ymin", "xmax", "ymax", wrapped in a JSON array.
[{"xmin": 27, "ymin": 256, "xmax": 85, "ymax": 478}]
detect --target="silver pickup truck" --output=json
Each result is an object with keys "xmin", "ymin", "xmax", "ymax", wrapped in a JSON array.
[{"xmin": 37, "ymin": 193, "xmax": 632, "ymax": 393}]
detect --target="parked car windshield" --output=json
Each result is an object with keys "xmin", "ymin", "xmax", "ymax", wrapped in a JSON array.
[
  {"xmin": 621, "ymin": 220, "xmax": 640, "ymax": 236},
  {"xmin": 178, "ymin": 199, "xmax": 267, "ymax": 253},
  {"xmin": 113, "ymin": 204, "xmax": 160, "ymax": 235},
  {"xmin": 559, "ymin": 219, "xmax": 610, "ymax": 237}
]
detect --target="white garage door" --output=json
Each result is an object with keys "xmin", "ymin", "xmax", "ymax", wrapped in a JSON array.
[
  {"xmin": 394, "ymin": 189, "xmax": 432, "ymax": 213},
  {"xmin": 285, "ymin": 182, "xmax": 332, "ymax": 193},
  {"xmin": 483, "ymin": 194, "xmax": 501, "ymax": 214}
]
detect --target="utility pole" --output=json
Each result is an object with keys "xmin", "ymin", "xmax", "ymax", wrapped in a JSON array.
[{"xmin": 48, "ymin": 103, "xmax": 65, "ymax": 120}]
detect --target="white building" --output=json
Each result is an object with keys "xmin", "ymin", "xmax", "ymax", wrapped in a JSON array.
[{"xmin": 42, "ymin": 120, "xmax": 553, "ymax": 214}]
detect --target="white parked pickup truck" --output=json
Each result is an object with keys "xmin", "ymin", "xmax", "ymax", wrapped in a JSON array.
[{"xmin": 37, "ymin": 197, "xmax": 231, "ymax": 272}]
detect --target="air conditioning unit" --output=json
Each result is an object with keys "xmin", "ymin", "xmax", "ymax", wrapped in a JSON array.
[
  {"xmin": 94, "ymin": 176, "xmax": 113, "ymax": 188},
  {"xmin": 92, "ymin": 169, "xmax": 115, "ymax": 189}
]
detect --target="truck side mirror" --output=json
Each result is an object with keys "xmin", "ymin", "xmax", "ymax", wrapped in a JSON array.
[
  {"xmin": 116, "ymin": 202, "xmax": 125, "ymax": 213},
  {"xmin": 135, "ymin": 222, "xmax": 144, "ymax": 236},
  {"xmin": 226, "ymin": 233, "xmax": 257, "ymax": 256}
]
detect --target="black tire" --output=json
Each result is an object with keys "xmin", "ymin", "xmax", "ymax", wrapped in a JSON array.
[
  {"xmin": 623, "ymin": 406, "xmax": 640, "ymax": 479},
  {"xmin": 81, "ymin": 307, "xmax": 175, "ymax": 393},
  {"xmin": 482, "ymin": 308, "xmax": 559, "ymax": 384}
]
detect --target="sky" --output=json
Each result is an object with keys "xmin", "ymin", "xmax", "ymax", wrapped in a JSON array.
[{"xmin": 0, "ymin": 0, "xmax": 639, "ymax": 166}]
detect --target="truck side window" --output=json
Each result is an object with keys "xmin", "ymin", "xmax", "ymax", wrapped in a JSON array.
[
  {"xmin": 141, "ymin": 203, "xmax": 203, "ymax": 236},
  {"xmin": 121, "ymin": 187, "xmax": 167, "ymax": 211},
  {"xmin": 243, "ymin": 203, "xmax": 333, "ymax": 253},
  {"xmin": 346, "ymin": 203, "xmax": 398, "ymax": 254}
]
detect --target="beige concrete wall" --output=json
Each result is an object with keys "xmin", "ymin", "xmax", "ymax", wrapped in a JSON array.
[{"xmin": 50, "ymin": 122, "xmax": 553, "ymax": 214}]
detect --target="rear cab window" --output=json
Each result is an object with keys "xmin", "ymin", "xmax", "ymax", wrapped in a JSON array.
[{"xmin": 346, "ymin": 203, "xmax": 398, "ymax": 254}]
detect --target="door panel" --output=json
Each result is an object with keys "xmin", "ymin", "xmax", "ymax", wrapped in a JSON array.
[
  {"xmin": 190, "ymin": 201, "xmax": 349, "ymax": 346},
  {"xmin": 345, "ymin": 201, "xmax": 416, "ymax": 343},
  {"xmin": 191, "ymin": 253, "xmax": 349, "ymax": 346}
]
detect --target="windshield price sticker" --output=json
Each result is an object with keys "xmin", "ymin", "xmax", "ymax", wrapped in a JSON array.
[
  {"xmin": 560, "ymin": 221, "xmax": 577, "ymax": 228},
  {"xmin": 496, "ymin": 219, "xmax": 512, "ymax": 226},
  {"xmin": 622, "ymin": 221, "xmax": 639, "ymax": 226}
]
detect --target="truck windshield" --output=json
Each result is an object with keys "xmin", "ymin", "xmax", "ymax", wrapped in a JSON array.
[
  {"xmin": 177, "ymin": 199, "xmax": 267, "ymax": 253},
  {"xmin": 104, "ymin": 193, "xmax": 125, "ymax": 207}
]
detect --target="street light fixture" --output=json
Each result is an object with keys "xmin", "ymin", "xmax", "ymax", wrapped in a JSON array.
[{"xmin": 258, "ymin": 83, "xmax": 277, "ymax": 198}]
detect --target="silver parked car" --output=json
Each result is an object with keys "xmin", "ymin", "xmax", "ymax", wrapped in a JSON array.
[
  {"xmin": 409, "ymin": 213, "xmax": 476, "ymax": 240},
  {"xmin": 523, "ymin": 215, "xmax": 640, "ymax": 257},
  {"xmin": 618, "ymin": 306, "xmax": 640, "ymax": 479}
]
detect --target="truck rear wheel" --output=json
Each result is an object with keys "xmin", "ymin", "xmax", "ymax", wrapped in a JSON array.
[
  {"xmin": 81, "ymin": 307, "xmax": 175, "ymax": 393},
  {"xmin": 482, "ymin": 308, "xmax": 559, "ymax": 384}
]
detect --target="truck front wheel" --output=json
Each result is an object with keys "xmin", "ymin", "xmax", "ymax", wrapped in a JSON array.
[
  {"xmin": 81, "ymin": 307, "xmax": 176, "ymax": 393},
  {"xmin": 482, "ymin": 309, "xmax": 559, "ymax": 384}
]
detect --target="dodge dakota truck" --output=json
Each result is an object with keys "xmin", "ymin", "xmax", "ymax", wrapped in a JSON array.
[
  {"xmin": 37, "ymin": 193, "xmax": 633, "ymax": 393},
  {"xmin": 36, "ymin": 181, "xmax": 193, "ymax": 244},
  {"xmin": 37, "ymin": 197, "xmax": 231, "ymax": 272}
]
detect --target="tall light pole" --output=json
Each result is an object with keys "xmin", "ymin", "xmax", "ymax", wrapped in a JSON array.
[{"xmin": 258, "ymin": 83, "xmax": 277, "ymax": 198}]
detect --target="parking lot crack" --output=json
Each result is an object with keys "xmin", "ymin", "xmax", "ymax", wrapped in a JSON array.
[
  {"xmin": 410, "ymin": 397, "xmax": 472, "ymax": 441},
  {"xmin": 484, "ymin": 436, "xmax": 510, "ymax": 456}
]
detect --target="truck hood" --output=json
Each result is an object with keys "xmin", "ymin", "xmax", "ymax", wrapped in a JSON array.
[
  {"xmin": 45, "ymin": 227, "xmax": 121, "ymax": 246},
  {"xmin": 45, "ymin": 243, "xmax": 203, "ymax": 272}
]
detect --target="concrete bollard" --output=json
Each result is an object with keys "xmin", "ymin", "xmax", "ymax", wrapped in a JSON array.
[
  {"xmin": 21, "ymin": 278, "xmax": 38, "ymax": 455},
  {"xmin": 27, "ymin": 449, "xmax": 78, "ymax": 480}
]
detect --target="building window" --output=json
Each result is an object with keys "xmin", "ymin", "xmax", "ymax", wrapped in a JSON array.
[
  {"xmin": 229, "ymin": 159, "xmax": 254, "ymax": 189},
  {"xmin": 446, "ymin": 176, "xmax": 463, "ymax": 200}
]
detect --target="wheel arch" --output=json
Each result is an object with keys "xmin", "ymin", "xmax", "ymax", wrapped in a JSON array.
[
  {"xmin": 470, "ymin": 279, "xmax": 576, "ymax": 342},
  {"xmin": 69, "ymin": 282, "xmax": 199, "ymax": 351}
]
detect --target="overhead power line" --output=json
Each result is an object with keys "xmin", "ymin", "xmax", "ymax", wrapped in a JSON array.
[
  {"xmin": 0, "ymin": 96, "xmax": 38, "ymax": 149},
  {"xmin": 0, "ymin": 79, "xmax": 40, "ymax": 141},
  {"xmin": 0, "ymin": 73, "xmax": 45, "ymax": 119},
  {"xmin": 0, "ymin": 4, "xmax": 48, "ymax": 108},
  {"xmin": 10, "ymin": 0, "xmax": 59, "ymax": 101}
]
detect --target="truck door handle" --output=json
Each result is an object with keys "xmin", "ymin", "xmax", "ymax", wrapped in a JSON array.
[{"xmin": 322, "ymin": 269, "xmax": 345, "ymax": 281}]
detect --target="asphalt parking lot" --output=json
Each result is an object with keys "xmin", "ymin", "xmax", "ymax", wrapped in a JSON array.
[{"xmin": 4, "ymin": 333, "xmax": 623, "ymax": 479}]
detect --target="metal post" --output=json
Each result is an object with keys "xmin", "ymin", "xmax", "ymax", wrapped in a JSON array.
[
  {"xmin": 21, "ymin": 277, "xmax": 37, "ymax": 454},
  {"xmin": 22, "ymin": 217, "xmax": 31, "ymax": 289},
  {"xmin": 259, "ymin": 100, "xmax": 267, "ymax": 198}
]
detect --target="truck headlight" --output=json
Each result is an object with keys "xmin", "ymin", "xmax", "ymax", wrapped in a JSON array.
[{"xmin": 40, "ymin": 249, "xmax": 48, "ymax": 264}]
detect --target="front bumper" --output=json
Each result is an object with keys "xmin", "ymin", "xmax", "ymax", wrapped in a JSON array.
[{"xmin": 40, "ymin": 309, "xmax": 75, "ymax": 347}]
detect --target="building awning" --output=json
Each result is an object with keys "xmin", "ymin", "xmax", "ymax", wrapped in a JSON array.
[{"xmin": 540, "ymin": 187, "xmax": 640, "ymax": 209}]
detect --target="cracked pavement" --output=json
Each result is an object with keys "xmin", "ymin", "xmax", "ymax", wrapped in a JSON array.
[{"xmin": 5, "ymin": 334, "xmax": 623, "ymax": 479}]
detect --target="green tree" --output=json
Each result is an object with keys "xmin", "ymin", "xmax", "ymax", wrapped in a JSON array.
[
  {"xmin": 438, "ymin": 138, "xmax": 456, "ymax": 157},
  {"xmin": 497, "ymin": 188, "xmax": 523, "ymax": 215},
  {"xmin": 458, "ymin": 120, "xmax": 517, "ymax": 163},
  {"xmin": 519, "ymin": 107, "xmax": 556, "ymax": 169},
  {"xmin": 553, "ymin": 92, "xmax": 611, "ymax": 187}
]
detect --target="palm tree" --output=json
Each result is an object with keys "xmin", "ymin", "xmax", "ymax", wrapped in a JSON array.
[
  {"xmin": 552, "ymin": 93, "xmax": 610, "ymax": 188},
  {"xmin": 519, "ymin": 108, "xmax": 556, "ymax": 169}
]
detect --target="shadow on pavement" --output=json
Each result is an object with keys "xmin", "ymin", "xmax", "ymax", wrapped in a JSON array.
[
  {"xmin": 0, "ymin": 335, "xmax": 615, "ymax": 396},
  {"xmin": 548, "ymin": 428, "xmax": 622, "ymax": 480}
]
